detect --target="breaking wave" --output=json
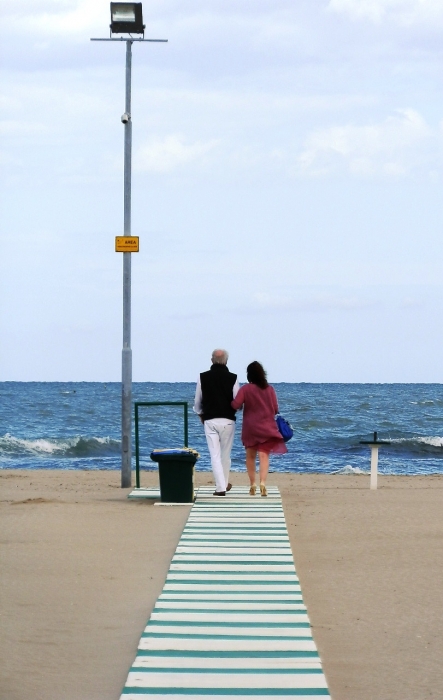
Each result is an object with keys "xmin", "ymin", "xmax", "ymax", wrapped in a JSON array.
[
  {"xmin": 0, "ymin": 433, "xmax": 120, "ymax": 459},
  {"xmin": 387, "ymin": 436, "xmax": 443, "ymax": 455}
]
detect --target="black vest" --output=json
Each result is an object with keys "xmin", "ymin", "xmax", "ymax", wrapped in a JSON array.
[{"xmin": 200, "ymin": 364, "xmax": 237, "ymax": 422}]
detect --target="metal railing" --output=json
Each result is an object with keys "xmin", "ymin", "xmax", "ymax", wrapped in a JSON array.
[{"xmin": 134, "ymin": 401, "xmax": 188, "ymax": 488}]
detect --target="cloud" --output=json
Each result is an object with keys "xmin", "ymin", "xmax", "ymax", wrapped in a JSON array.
[
  {"xmin": 0, "ymin": 0, "xmax": 305, "ymax": 45},
  {"xmin": 250, "ymin": 292, "xmax": 379, "ymax": 312},
  {"xmin": 0, "ymin": 120, "xmax": 45, "ymax": 135},
  {"xmin": 165, "ymin": 290, "xmax": 381, "ymax": 320},
  {"xmin": 297, "ymin": 109, "xmax": 433, "ymax": 177},
  {"xmin": 134, "ymin": 134, "xmax": 218, "ymax": 173},
  {"xmin": 328, "ymin": 0, "xmax": 443, "ymax": 25},
  {"xmin": 2, "ymin": 0, "xmax": 103, "ymax": 36}
]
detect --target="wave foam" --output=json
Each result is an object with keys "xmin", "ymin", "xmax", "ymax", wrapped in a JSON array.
[
  {"xmin": 334, "ymin": 464, "xmax": 367, "ymax": 475},
  {"xmin": 0, "ymin": 433, "xmax": 120, "ymax": 458},
  {"xmin": 417, "ymin": 436, "xmax": 443, "ymax": 448}
]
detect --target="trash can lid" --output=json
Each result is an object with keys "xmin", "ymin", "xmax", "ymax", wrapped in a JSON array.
[
  {"xmin": 151, "ymin": 447, "xmax": 199, "ymax": 456},
  {"xmin": 150, "ymin": 447, "xmax": 200, "ymax": 460}
]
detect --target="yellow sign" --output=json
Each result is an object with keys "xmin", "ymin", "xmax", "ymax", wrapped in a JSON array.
[{"xmin": 115, "ymin": 236, "xmax": 139, "ymax": 252}]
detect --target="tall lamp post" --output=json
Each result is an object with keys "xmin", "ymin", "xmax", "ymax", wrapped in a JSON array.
[{"xmin": 92, "ymin": 3, "xmax": 167, "ymax": 487}]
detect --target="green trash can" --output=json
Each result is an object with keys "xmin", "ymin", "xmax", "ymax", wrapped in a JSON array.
[{"xmin": 150, "ymin": 449, "xmax": 198, "ymax": 503}]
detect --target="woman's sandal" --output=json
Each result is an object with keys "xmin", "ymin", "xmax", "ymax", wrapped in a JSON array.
[
  {"xmin": 249, "ymin": 484, "xmax": 257, "ymax": 496},
  {"xmin": 260, "ymin": 483, "xmax": 267, "ymax": 497}
]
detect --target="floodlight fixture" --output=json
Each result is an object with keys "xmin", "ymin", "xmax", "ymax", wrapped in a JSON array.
[{"xmin": 110, "ymin": 2, "xmax": 145, "ymax": 36}]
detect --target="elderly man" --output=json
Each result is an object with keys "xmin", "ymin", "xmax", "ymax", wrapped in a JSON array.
[{"xmin": 194, "ymin": 349, "xmax": 240, "ymax": 496}]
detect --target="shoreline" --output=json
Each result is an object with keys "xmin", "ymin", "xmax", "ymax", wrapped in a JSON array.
[
  {"xmin": 2, "ymin": 465, "xmax": 443, "ymax": 476},
  {"xmin": 1, "ymin": 470, "xmax": 442, "ymax": 699}
]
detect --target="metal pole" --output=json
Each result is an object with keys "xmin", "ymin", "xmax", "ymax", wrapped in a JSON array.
[
  {"xmin": 184, "ymin": 404, "xmax": 188, "ymax": 447},
  {"xmin": 135, "ymin": 403, "xmax": 140, "ymax": 489},
  {"xmin": 91, "ymin": 33, "xmax": 167, "ymax": 488},
  {"xmin": 121, "ymin": 39, "xmax": 133, "ymax": 488}
]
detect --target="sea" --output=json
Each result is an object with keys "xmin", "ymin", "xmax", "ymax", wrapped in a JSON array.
[{"xmin": 1, "ymin": 382, "xmax": 442, "ymax": 475}]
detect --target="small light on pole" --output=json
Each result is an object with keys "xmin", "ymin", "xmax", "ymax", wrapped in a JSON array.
[
  {"xmin": 91, "ymin": 5, "xmax": 167, "ymax": 488},
  {"xmin": 110, "ymin": 2, "xmax": 145, "ymax": 37}
]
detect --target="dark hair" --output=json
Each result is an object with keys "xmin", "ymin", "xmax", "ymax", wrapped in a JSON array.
[{"xmin": 246, "ymin": 361, "xmax": 268, "ymax": 389}]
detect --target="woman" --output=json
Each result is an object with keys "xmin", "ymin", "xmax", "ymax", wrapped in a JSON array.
[{"xmin": 231, "ymin": 361, "xmax": 287, "ymax": 496}]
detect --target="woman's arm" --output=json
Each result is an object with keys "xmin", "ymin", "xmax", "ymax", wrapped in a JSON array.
[{"xmin": 231, "ymin": 385, "xmax": 245, "ymax": 410}]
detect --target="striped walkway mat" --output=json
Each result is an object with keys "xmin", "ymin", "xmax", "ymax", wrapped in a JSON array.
[
  {"xmin": 196, "ymin": 486, "xmax": 281, "ymax": 501},
  {"xmin": 120, "ymin": 492, "xmax": 331, "ymax": 698},
  {"xmin": 128, "ymin": 486, "xmax": 281, "ymax": 501},
  {"xmin": 128, "ymin": 487, "xmax": 161, "ymax": 500}
]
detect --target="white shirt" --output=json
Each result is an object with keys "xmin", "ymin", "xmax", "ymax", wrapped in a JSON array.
[{"xmin": 193, "ymin": 376, "xmax": 240, "ymax": 416}]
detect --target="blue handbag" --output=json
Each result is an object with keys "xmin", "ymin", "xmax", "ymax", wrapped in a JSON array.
[{"xmin": 276, "ymin": 414, "xmax": 293, "ymax": 442}]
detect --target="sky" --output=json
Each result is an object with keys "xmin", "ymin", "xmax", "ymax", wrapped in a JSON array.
[{"xmin": 1, "ymin": 0, "xmax": 442, "ymax": 383}]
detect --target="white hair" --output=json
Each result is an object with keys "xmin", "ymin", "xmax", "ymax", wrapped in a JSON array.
[{"xmin": 211, "ymin": 348, "xmax": 229, "ymax": 365}]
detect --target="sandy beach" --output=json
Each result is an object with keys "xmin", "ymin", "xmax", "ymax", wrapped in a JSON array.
[{"xmin": 1, "ymin": 469, "xmax": 442, "ymax": 700}]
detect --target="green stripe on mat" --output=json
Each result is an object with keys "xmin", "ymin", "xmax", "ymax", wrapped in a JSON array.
[
  {"xmin": 140, "ymin": 634, "xmax": 313, "ymax": 640},
  {"xmin": 130, "ymin": 668, "xmax": 324, "ymax": 674},
  {"xmin": 135, "ymin": 651, "xmax": 320, "ymax": 658},
  {"xmin": 153, "ymin": 609, "xmax": 306, "ymax": 614},
  {"xmin": 122, "ymin": 689, "xmax": 330, "ymax": 696},
  {"xmin": 164, "ymin": 581, "xmax": 299, "ymax": 585},
  {"xmin": 145, "ymin": 622, "xmax": 310, "ymax": 628}
]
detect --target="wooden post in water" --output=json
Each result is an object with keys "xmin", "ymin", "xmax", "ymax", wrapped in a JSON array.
[{"xmin": 370, "ymin": 445, "xmax": 379, "ymax": 490}]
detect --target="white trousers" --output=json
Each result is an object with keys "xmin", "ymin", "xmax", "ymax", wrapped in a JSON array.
[{"xmin": 204, "ymin": 419, "xmax": 236, "ymax": 493}]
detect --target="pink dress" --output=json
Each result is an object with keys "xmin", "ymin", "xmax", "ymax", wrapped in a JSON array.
[{"xmin": 231, "ymin": 383, "xmax": 287, "ymax": 454}]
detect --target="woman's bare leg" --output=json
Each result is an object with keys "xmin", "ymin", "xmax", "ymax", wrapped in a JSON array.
[
  {"xmin": 246, "ymin": 448, "xmax": 257, "ymax": 486},
  {"xmin": 258, "ymin": 451, "xmax": 269, "ymax": 485}
]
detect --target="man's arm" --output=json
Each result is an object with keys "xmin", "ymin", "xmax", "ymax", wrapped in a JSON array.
[
  {"xmin": 233, "ymin": 379, "xmax": 240, "ymax": 399},
  {"xmin": 193, "ymin": 379, "xmax": 204, "ymax": 423}
]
